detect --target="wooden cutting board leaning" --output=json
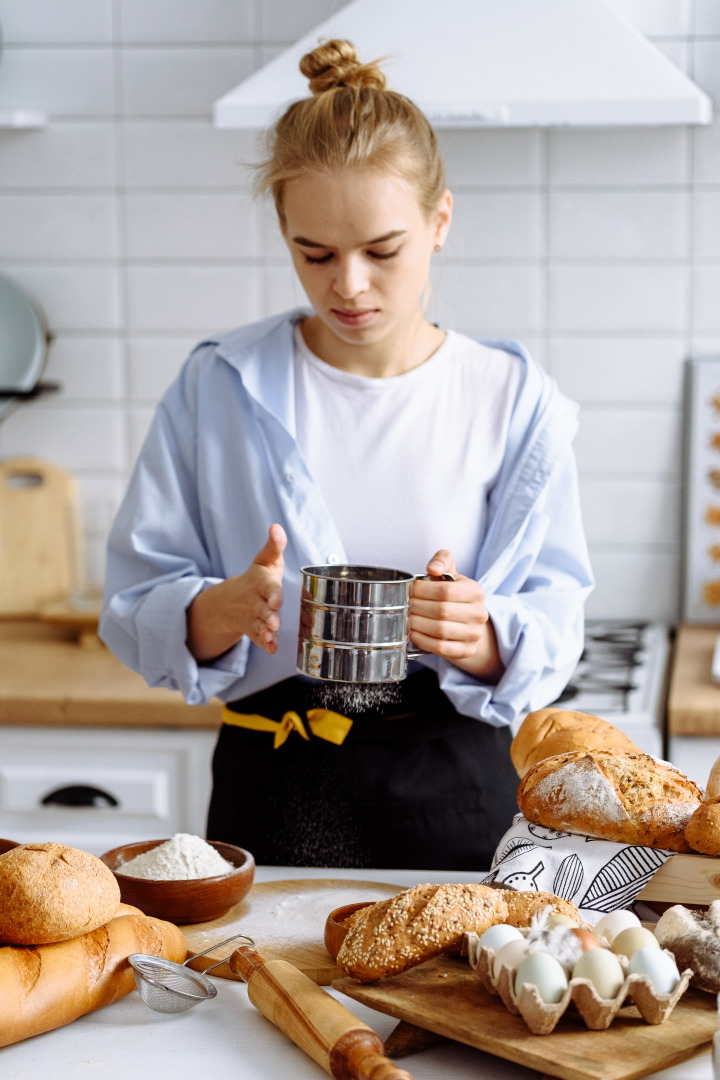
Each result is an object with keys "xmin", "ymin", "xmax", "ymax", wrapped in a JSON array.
[{"xmin": 0, "ymin": 456, "xmax": 80, "ymax": 616}]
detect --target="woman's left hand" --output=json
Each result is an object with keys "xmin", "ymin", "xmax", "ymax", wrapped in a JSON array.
[{"xmin": 409, "ymin": 549, "xmax": 505, "ymax": 682}]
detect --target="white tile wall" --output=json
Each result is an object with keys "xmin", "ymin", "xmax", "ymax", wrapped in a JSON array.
[{"xmin": 0, "ymin": 0, "xmax": 717, "ymax": 626}]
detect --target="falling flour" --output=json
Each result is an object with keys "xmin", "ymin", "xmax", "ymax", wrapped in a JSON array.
[
  {"xmin": 310, "ymin": 681, "xmax": 401, "ymax": 714},
  {"xmin": 118, "ymin": 833, "xmax": 235, "ymax": 880}
]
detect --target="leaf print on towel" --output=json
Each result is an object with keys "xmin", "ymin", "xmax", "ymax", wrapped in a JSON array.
[
  {"xmin": 528, "ymin": 825, "xmax": 570, "ymax": 842},
  {"xmin": 580, "ymin": 846, "xmax": 667, "ymax": 913},
  {"xmin": 500, "ymin": 860, "xmax": 545, "ymax": 892},
  {"xmin": 490, "ymin": 836, "xmax": 545, "ymax": 870},
  {"xmin": 552, "ymin": 854, "xmax": 583, "ymax": 901}
]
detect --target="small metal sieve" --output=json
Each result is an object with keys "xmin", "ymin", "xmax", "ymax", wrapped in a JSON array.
[{"xmin": 129, "ymin": 933, "xmax": 254, "ymax": 1014}]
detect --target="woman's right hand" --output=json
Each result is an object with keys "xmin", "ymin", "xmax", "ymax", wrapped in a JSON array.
[{"xmin": 186, "ymin": 524, "xmax": 287, "ymax": 662}]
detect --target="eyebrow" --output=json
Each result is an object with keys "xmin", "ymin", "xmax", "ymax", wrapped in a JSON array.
[{"xmin": 291, "ymin": 229, "xmax": 407, "ymax": 248}]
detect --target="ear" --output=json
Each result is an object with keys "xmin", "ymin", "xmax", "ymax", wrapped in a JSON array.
[{"xmin": 432, "ymin": 189, "xmax": 453, "ymax": 250}]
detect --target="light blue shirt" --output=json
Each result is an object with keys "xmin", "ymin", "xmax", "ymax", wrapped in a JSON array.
[{"xmin": 99, "ymin": 308, "xmax": 594, "ymax": 727}]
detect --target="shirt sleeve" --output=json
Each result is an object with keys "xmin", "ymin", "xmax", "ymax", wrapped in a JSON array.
[
  {"xmin": 98, "ymin": 361, "xmax": 251, "ymax": 706},
  {"xmin": 437, "ymin": 447, "xmax": 594, "ymax": 726}
]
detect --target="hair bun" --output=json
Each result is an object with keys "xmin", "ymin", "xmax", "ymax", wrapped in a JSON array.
[{"xmin": 299, "ymin": 39, "xmax": 386, "ymax": 94}]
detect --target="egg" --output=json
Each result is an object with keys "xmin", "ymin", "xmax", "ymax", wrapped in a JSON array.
[
  {"xmin": 546, "ymin": 913, "xmax": 579, "ymax": 929},
  {"xmin": 572, "ymin": 947, "xmax": 625, "ymax": 1000},
  {"xmin": 514, "ymin": 952, "xmax": 568, "ymax": 1004},
  {"xmin": 571, "ymin": 927, "xmax": 602, "ymax": 952},
  {"xmin": 610, "ymin": 926, "xmax": 661, "ymax": 959},
  {"xmin": 593, "ymin": 909, "xmax": 641, "ymax": 945},
  {"xmin": 492, "ymin": 937, "xmax": 530, "ymax": 980},
  {"xmin": 628, "ymin": 947, "xmax": 681, "ymax": 995},
  {"xmin": 477, "ymin": 923, "xmax": 524, "ymax": 953}
]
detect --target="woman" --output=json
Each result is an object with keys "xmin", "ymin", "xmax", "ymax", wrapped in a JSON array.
[{"xmin": 100, "ymin": 40, "xmax": 593, "ymax": 870}]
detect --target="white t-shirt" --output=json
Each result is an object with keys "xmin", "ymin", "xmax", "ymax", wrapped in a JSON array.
[{"xmin": 293, "ymin": 326, "xmax": 521, "ymax": 578}]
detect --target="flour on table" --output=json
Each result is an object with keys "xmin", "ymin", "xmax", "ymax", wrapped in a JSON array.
[{"xmin": 118, "ymin": 834, "xmax": 235, "ymax": 880}]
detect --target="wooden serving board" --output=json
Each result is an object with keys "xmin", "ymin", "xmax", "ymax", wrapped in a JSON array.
[
  {"xmin": 182, "ymin": 878, "xmax": 401, "ymax": 985},
  {"xmin": 334, "ymin": 956, "xmax": 717, "ymax": 1080}
]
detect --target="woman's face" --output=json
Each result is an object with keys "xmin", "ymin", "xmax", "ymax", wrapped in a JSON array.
[{"xmin": 281, "ymin": 168, "xmax": 452, "ymax": 361}]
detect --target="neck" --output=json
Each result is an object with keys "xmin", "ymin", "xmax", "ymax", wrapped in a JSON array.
[{"xmin": 301, "ymin": 316, "xmax": 445, "ymax": 378}]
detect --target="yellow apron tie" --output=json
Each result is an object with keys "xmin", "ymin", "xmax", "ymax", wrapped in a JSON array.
[{"xmin": 222, "ymin": 706, "xmax": 353, "ymax": 747}]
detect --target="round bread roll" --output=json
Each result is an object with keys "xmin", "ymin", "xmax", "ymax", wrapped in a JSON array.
[
  {"xmin": 0, "ymin": 842, "xmax": 121, "ymax": 945},
  {"xmin": 706, "ymin": 754, "xmax": 720, "ymax": 801},
  {"xmin": 511, "ymin": 708, "xmax": 642, "ymax": 779},
  {"xmin": 498, "ymin": 890, "xmax": 582, "ymax": 927},
  {"xmin": 684, "ymin": 797, "xmax": 720, "ymax": 855}
]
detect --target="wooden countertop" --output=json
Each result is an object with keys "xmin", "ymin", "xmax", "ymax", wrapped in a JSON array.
[
  {"xmin": 0, "ymin": 619, "xmax": 222, "ymax": 728},
  {"xmin": 667, "ymin": 623, "xmax": 720, "ymax": 735}
]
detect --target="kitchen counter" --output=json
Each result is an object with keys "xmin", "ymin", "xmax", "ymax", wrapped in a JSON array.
[
  {"xmin": 0, "ymin": 866, "xmax": 715, "ymax": 1080},
  {"xmin": 0, "ymin": 618, "xmax": 221, "ymax": 728}
]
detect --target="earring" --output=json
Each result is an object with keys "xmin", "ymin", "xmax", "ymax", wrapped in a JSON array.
[{"xmin": 434, "ymin": 244, "xmax": 442, "ymax": 253}]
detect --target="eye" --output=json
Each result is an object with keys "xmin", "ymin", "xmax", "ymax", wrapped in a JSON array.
[
  {"xmin": 368, "ymin": 248, "xmax": 400, "ymax": 261},
  {"xmin": 303, "ymin": 252, "xmax": 333, "ymax": 265}
]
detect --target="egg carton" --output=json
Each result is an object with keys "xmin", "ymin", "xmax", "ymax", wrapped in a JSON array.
[{"xmin": 466, "ymin": 934, "xmax": 693, "ymax": 1036}]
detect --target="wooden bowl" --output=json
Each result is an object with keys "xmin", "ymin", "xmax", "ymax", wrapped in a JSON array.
[
  {"xmin": 99, "ymin": 839, "xmax": 255, "ymax": 924},
  {"xmin": 324, "ymin": 901, "xmax": 374, "ymax": 960}
]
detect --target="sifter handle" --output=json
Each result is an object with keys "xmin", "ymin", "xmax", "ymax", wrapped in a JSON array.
[{"xmin": 229, "ymin": 947, "xmax": 414, "ymax": 1080}]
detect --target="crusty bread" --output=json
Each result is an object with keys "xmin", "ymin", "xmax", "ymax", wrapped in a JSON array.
[
  {"xmin": 684, "ymin": 797, "xmax": 720, "ymax": 855},
  {"xmin": 336, "ymin": 883, "xmax": 508, "ymax": 982},
  {"xmin": 511, "ymin": 708, "xmax": 642, "ymax": 779},
  {"xmin": 0, "ymin": 842, "xmax": 121, "ymax": 945},
  {"xmin": 706, "ymin": 754, "xmax": 720, "ymax": 801},
  {"xmin": 497, "ymin": 890, "xmax": 582, "ymax": 927},
  {"xmin": 655, "ymin": 902, "xmax": 720, "ymax": 993},
  {"xmin": 517, "ymin": 750, "xmax": 702, "ymax": 851},
  {"xmin": 0, "ymin": 912, "xmax": 186, "ymax": 1047}
]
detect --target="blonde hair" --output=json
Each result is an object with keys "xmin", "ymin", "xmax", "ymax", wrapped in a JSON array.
[{"xmin": 255, "ymin": 39, "xmax": 446, "ymax": 223}]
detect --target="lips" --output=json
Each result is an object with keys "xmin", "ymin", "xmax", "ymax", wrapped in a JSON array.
[{"xmin": 331, "ymin": 308, "xmax": 378, "ymax": 328}]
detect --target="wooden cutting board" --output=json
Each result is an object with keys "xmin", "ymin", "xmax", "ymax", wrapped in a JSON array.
[
  {"xmin": 182, "ymin": 878, "xmax": 401, "ymax": 985},
  {"xmin": 0, "ymin": 457, "xmax": 79, "ymax": 615},
  {"xmin": 667, "ymin": 623, "xmax": 720, "ymax": 735},
  {"xmin": 334, "ymin": 956, "xmax": 716, "ymax": 1080}
]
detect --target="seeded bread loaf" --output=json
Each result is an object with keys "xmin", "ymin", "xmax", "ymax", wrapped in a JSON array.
[
  {"xmin": 510, "ymin": 708, "xmax": 642, "ymax": 779},
  {"xmin": 516, "ymin": 750, "xmax": 702, "ymax": 851},
  {"xmin": 498, "ymin": 890, "xmax": 582, "ymax": 927},
  {"xmin": 335, "ymin": 883, "xmax": 508, "ymax": 982},
  {"xmin": 0, "ymin": 842, "xmax": 121, "ymax": 945}
]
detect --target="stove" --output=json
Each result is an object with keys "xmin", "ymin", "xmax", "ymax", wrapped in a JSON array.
[{"xmin": 546, "ymin": 620, "xmax": 670, "ymax": 758}]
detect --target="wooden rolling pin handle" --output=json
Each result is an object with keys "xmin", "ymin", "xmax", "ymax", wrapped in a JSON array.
[
  {"xmin": 229, "ymin": 948, "xmax": 414, "ymax": 1080},
  {"xmin": 330, "ymin": 1031, "xmax": 414, "ymax": 1080}
]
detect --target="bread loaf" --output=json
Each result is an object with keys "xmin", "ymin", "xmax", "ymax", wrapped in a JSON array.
[
  {"xmin": 0, "ymin": 911, "xmax": 186, "ymax": 1047},
  {"xmin": 684, "ymin": 797, "xmax": 720, "ymax": 854},
  {"xmin": 517, "ymin": 750, "xmax": 702, "ymax": 851},
  {"xmin": 0, "ymin": 842, "xmax": 121, "ymax": 945},
  {"xmin": 706, "ymin": 753, "xmax": 720, "ymax": 801},
  {"xmin": 336, "ymin": 883, "xmax": 508, "ymax": 982},
  {"xmin": 511, "ymin": 708, "xmax": 642, "ymax": 779}
]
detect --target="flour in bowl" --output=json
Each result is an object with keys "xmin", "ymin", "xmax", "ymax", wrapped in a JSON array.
[{"xmin": 118, "ymin": 834, "xmax": 235, "ymax": 880}]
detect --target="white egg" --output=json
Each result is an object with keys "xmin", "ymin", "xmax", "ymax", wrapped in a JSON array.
[
  {"xmin": 493, "ymin": 937, "xmax": 531, "ymax": 981},
  {"xmin": 572, "ymin": 947, "xmax": 625, "ymax": 1000},
  {"xmin": 514, "ymin": 952, "xmax": 568, "ymax": 1004},
  {"xmin": 628, "ymin": 947, "xmax": 681, "ymax": 995},
  {"xmin": 478, "ymin": 923, "xmax": 524, "ymax": 953},
  {"xmin": 593, "ymin": 909, "xmax": 641, "ymax": 945}
]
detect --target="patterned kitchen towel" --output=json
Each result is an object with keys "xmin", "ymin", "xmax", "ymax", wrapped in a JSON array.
[{"xmin": 483, "ymin": 813, "xmax": 673, "ymax": 923}]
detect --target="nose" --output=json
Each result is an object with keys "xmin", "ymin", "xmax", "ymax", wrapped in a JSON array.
[{"xmin": 333, "ymin": 256, "xmax": 369, "ymax": 300}]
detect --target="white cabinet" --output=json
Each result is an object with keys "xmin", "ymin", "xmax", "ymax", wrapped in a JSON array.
[{"xmin": 0, "ymin": 726, "xmax": 217, "ymax": 855}]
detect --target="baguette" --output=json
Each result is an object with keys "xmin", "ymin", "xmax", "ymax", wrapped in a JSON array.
[
  {"xmin": 511, "ymin": 708, "xmax": 642, "ymax": 779},
  {"xmin": 0, "ymin": 911, "xmax": 186, "ymax": 1047},
  {"xmin": 517, "ymin": 750, "xmax": 702, "ymax": 851},
  {"xmin": 336, "ymin": 883, "xmax": 508, "ymax": 982}
]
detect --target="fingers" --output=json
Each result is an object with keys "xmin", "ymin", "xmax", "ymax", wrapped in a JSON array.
[
  {"xmin": 426, "ymin": 548, "xmax": 456, "ymax": 580},
  {"xmin": 409, "ymin": 572, "xmax": 488, "ymax": 661}
]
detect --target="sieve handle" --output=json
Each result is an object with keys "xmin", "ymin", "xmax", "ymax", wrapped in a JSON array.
[{"xmin": 229, "ymin": 947, "xmax": 414, "ymax": 1080}]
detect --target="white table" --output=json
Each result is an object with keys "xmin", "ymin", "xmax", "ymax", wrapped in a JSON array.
[{"xmin": 1, "ymin": 866, "xmax": 715, "ymax": 1080}]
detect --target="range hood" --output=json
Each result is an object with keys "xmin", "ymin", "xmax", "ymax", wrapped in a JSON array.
[{"xmin": 214, "ymin": 0, "xmax": 712, "ymax": 129}]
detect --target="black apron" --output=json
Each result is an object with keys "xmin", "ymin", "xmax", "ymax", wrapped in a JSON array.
[{"xmin": 206, "ymin": 669, "xmax": 518, "ymax": 870}]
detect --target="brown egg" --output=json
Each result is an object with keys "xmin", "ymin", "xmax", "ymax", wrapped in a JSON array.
[{"xmin": 571, "ymin": 927, "xmax": 602, "ymax": 952}]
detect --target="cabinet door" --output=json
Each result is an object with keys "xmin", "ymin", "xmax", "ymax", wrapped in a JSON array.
[{"xmin": 0, "ymin": 726, "xmax": 216, "ymax": 855}]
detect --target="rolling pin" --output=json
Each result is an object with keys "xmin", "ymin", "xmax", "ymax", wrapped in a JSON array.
[{"xmin": 230, "ymin": 945, "xmax": 414, "ymax": 1080}]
